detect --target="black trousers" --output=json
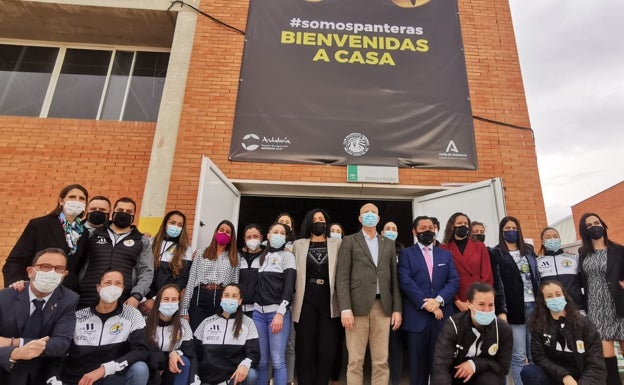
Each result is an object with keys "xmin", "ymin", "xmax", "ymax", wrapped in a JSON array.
[
  {"xmin": 294, "ymin": 300, "xmax": 341, "ymax": 385},
  {"xmin": 189, "ymin": 286, "xmax": 222, "ymax": 330}
]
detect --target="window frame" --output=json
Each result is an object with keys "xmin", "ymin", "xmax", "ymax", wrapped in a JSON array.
[{"xmin": 0, "ymin": 39, "xmax": 169, "ymax": 121}]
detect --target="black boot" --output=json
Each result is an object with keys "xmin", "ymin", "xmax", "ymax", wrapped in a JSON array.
[{"xmin": 605, "ymin": 356, "xmax": 622, "ymax": 385}]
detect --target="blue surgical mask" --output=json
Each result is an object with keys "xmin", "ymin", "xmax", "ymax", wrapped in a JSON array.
[
  {"xmin": 159, "ymin": 302, "xmax": 179, "ymax": 317},
  {"xmin": 545, "ymin": 296, "xmax": 567, "ymax": 313},
  {"xmin": 361, "ymin": 212, "xmax": 379, "ymax": 228},
  {"xmin": 166, "ymin": 225, "xmax": 182, "ymax": 238},
  {"xmin": 221, "ymin": 298, "xmax": 239, "ymax": 314},
  {"xmin": 269, "ymin": 234, "xmax": 286, "ymax": 249},
  {"xmin": 473, "ymin": 309, "xmax": 496, "ymax": 326},
  {"xmin": 384, "ymin": 231, "xmax": 398, "ymax": 241},
  {"xmin": 544, "ymin": 238, "xmax": 561, "ymax": 252},
  {"xmin": 503, "ymin": 230, "xmax": 519, "ymax": 243},
  {"xmin": 329, "ymin": 233, "xmax": 342, "ymax": 239}
]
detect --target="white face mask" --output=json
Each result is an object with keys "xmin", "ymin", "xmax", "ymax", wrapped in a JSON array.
[
  {"xmin": 99, "ymin": 285, "xmax": 123, "ymax": 303},
  {"xmin": 64, "ymin": 200, "xmax": 86, "ymax": 217},
  {"xmin": 246, "ymin": 239, "xmax": 261, "ymax": 251},
  {"xmin": 31, "ymin": 270, "xmax": 63, "ymax": 293}
]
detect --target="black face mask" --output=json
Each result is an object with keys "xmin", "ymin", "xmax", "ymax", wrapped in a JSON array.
[
  {"xmin": 87, "ymin": 211, "xmax": 108, "ymax": 226},
  {"xmin": 474, "ymin": 234, "xmax": 486, "ymax": 243},
  {"xmin": 587, "ymin": 226, "xmax": 604, "ymax": 240},
  {"xmin": 281, "ymin": 224, "xmax": 292, "ymax": 236},
  {"xmin": 416, "ymin": 230, "xmax": 436, "ymax": 246},
  {"xmin": 112, "ymin": 212, "xmax": 134, "ymax": 228},
  {"xmin": 454, "ymin": 225, "xmax": 470, "ymax": 239},
  {"xmin": 311, "ymin": 222, "xmax": 326, "ymax": 236}
]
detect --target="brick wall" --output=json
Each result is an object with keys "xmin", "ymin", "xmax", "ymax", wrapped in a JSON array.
[
  {"xmin": 0, "ymin": 117, "xmax": 155, "ymax": 284},
  {"xmin": 572, "ymin": 181, "xmax": 624, "ymax": 242},
  {"xmin": 0, "ymin": 0, "xmax": 547, "ymax": 285}
]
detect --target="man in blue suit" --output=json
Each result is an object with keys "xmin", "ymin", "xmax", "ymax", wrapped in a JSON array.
[
  {"xmin": 398, "ymin": 216, "xmax": 459, "ymax": 385},
  {"xmin": 0, "ymin": 248, "xmax": 78, "ymax": 385}
]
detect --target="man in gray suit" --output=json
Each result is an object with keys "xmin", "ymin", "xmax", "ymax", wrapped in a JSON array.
[{"xmin": 336, "ymin": 203, "xmax": 402, "ymax": 385}]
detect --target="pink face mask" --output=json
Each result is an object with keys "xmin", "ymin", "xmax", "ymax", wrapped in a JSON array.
[{"xmin": 215, "ymin": 232, "xmax": 231, "ymax": 246}]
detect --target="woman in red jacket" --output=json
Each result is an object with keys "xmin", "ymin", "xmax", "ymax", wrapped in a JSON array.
[{"xmin": 440, "ymin": 212, "xmax": 493, "ymax": 312}]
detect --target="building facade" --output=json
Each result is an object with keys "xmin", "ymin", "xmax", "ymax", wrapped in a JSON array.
[{"xmin": 0, "ymin": 0, "xmax": 547, "ymax": 283}]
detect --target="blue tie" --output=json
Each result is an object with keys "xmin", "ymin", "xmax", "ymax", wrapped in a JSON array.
[{"xmin": 23, "ymin": 299, "xmax": 45, "ymax": 338}]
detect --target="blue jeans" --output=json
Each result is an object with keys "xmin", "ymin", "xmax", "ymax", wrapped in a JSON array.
[
  {"xmin": 520, "ymin": 364, "xmax": 553, "ymax": 385},
  {"xmin": 100, "ymin": 361, "xmax": 149, "ymax": 385},
  {"xmin": 172, "ymin": 356, "xmax": 192, "ymax": 385},
  {"xmin": 253, "ymin": 310, "xmax": 291, "ymax": 385},
  {"xmin": 510, "ymin": 302, "xmax": 535, "ymax": 385},
  {"xmin": 242, "ymin": 368, "xmax": 259, "ymax": 385}
]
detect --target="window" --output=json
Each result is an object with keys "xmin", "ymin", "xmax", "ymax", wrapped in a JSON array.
[
  {"xmin": 0, "ymin": 45, "xmax": 58, "ymax": 116},
  {"xmin": 0, "ymin": 43, "xmax": 169, "ymax": 122}
]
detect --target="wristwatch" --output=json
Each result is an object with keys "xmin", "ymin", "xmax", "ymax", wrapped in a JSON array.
[{"xmin": 131, "ymin": 293, "xmax": 142, "ymax": 301}]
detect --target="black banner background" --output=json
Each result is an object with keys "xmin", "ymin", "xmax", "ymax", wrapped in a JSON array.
[{"xmin": 230, "ymin": 0, "xmax": 477, "ymax": 169}]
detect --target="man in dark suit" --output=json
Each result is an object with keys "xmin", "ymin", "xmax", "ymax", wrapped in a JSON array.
[
  {"xmin": 0, "ymin": 248, "xmax": 79, "ymax": 385},
  {"xmin": 336, "ymin": 203, "xmax": 402, "ymax": 385},
  {"xmin": 398, "ymin": 215, "xmax": 460, "ymax": 385}
]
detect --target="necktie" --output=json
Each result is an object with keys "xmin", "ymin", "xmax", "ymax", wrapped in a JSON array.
[
  {"xmin": 424, "ymin": 246, "xmax": 433, "ymax": 280},
  {"xmin": 23, "ymin": 299, "xmax": 45, "ymax": 338}
]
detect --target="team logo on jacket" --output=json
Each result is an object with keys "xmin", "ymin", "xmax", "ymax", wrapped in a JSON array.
[
  {"xmin": 123, "ymin": 239, "xmax": 135, "ymax": 247},
  {"xmin": 96, "ymin": 236, "xmax": 107, "ymax": 245},
  {"xmin": 560, "ymin": 259, "xmax": 573, "ymax": 268},
  {"xmin": 109, "ymin": 322, "xmax": 124, "ymax": 335},
  {"xmin": 488, "ymin": 344, "xmax": 498, "ymax": 355}
]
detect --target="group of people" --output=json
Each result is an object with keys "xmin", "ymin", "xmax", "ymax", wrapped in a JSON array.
[{"xmin": 0, "ymin": 183, "xmax": 621, "ymax": 385}]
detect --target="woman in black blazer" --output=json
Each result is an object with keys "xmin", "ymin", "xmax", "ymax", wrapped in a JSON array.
[
  {"xmin": 578, "ymin": 212, "xmax": 624, "ymax": 385},
  {"xmin": 489, "ymin": 216, "xmax": 539, "ymax": 385},
  {"xmin": 3, "ymin": 183, "xmax": 89, "ymax": 290}
]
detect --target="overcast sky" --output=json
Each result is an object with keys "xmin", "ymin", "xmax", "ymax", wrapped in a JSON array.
[{"xmin": 507, "ymin": 1, "xmax": 624, "ymax": 223}]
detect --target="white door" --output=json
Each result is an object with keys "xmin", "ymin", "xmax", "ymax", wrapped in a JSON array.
[
  {"xmin": 413, "ymin": 178, "xmax": 506, "ymax": 247},
  {"xmin": 192, "ymin": 156, "xmax": 241, "ymax": 250}
]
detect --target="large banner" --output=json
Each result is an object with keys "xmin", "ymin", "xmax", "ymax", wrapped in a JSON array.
[{"xmin": 229, "ymin": 0, "xmax": 477, "ymax": 169}]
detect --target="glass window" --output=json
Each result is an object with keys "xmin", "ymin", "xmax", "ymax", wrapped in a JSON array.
[
  {"xmin": 0, "ymin": 44, "xmax": 168, "ymax": 122},
  {"xmin": 123, "ymin": 52, "xmax": 169, "ymax": 122},
  {"xmin": 48, "ymin": 48, "xmax": 111, "ymax": 119},
  {"xmin": 100, "ymin": 51, "xmax": 134, "ymax": 121},
  {"xmin": 0, "ymin": 45, "xmax": 58, "ymax": 116}
]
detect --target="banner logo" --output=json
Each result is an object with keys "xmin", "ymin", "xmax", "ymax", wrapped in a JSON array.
[
  {"xmin": 391, "ymin": 0, "xmax": 431, "ymax": 8},
  {"xmin": 343, "ymin": 133, "xmax": 369, "ymax": 156},
  {"xmin": 242, "ymin": 133, "xmax": 261, "ymax": 151},
  {"xmin": 445, "ymin": 140, "xmax": 459, "ymax": 153}
]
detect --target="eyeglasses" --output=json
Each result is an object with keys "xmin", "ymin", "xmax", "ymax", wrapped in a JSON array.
[{"xmin": 33, "ymin": 264, "xmax": 66, "ymax": 273}]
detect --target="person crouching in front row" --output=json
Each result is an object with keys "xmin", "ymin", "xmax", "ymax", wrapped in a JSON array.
[
  {"xmin": 61, "ymin": 269, "xmax": 149, "ymax": 385},
  {"xmin": 432, "ymin": 282, "xmax": 512, "ymax": 385},
  {"xmin": 194, "ymin": 283, "xmax": 260, "ymax": 385}
]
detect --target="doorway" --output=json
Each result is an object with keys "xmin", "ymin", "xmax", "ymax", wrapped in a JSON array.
[{"xmin": 237, "ymin": 196, "xmax": 414, "ymax": 247}]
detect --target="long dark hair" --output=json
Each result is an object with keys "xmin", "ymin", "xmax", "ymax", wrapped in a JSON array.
[
  {"xmin": 275, "ymin": 213, "xmax": 296, "ymax": 242},
  {"xmin": 50, "ymin": 184, "xmax": 89, "ymax": 215},
  {"xmin": 146, "ymin": 284, "xmax": 183, "ymax": 351},
  {"xmin": 152, "ymin": 210, "xmax": 190, "ymax": 277},
  {"xmin": 260, "ymin": 223, "xmax": 286, "ymax": 266},
  {"xmin": 578, "ymin": 212, "xmax": 618, "ymax": 257},
  {"xmin": 223, "ymin": 283, "xmax": 245, "ymax": 338},
  {"xmin": 527, "ymin": 280, "xmax": 584, "ymax": 336},
  {"xmin": 202, "ymin": 219, "xmax": 238, "ymax": 267},
  {"xmin": 442, "ymin": 212, "xmax": 471, "ymax": 244},
  {"xmin": 300, "ymin": 208, "xmax": 331, "ymax": 239},
  {"xmin": 497, "ymin": 216, "xmax": 529, "ymax": 256}
]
